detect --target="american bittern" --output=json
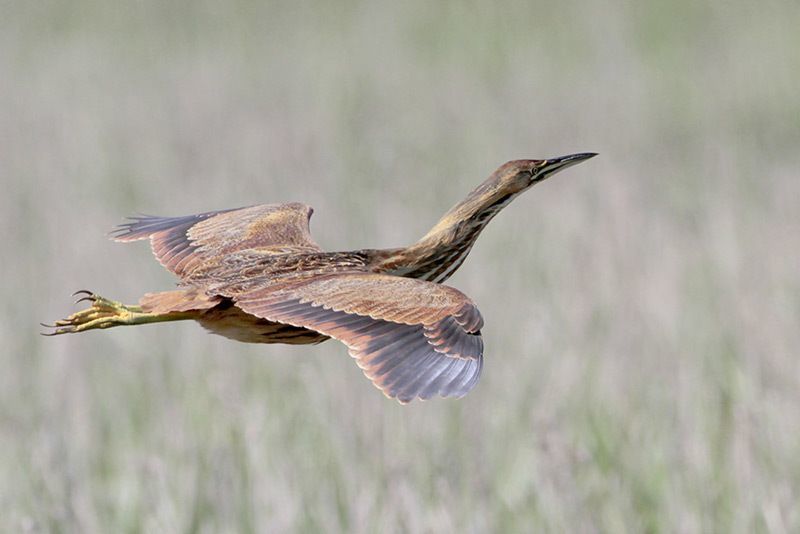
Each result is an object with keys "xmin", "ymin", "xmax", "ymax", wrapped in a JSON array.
[{"xmin": 45, "ymin": 153, "xmax": 596, "ymax": 403}]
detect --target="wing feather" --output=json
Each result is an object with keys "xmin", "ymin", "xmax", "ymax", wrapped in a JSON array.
[
  {"xmin": 231, "ymin": 273, "xmax": 484, "ymax": 403},
  {"xmin": 110, "ymin": 203, "xmax": 321, "ymax": 278}
]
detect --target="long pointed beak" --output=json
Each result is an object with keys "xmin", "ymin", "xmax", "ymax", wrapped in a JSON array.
[{"xmin": 540, "ymin": 152, "xmax": 597, "ymax": 177}]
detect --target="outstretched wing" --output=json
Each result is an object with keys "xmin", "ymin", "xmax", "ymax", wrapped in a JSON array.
[
  {"xmin": 110, "ymin": 203, "xmax": 321, "ymax": 278},
  {"xmin": 232, "ymin": 273, "xmax": 484, "ymax": 403}
]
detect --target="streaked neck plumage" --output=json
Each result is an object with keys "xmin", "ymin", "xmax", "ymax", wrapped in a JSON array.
[
  {"xmin": 369, "ymin": 153, "xmax": 596, "ymax": 283},
  {"xmin": 376, "ymin": 178, "xmax": 522, "ymax": 283}
]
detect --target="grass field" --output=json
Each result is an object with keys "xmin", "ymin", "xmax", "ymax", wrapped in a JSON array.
[{"xmin": 2, "ymin": 0, "xmax": 799, "ymax": 531}]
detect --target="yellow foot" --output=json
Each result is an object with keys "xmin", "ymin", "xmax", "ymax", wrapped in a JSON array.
[{"xmin": 42, "ymin": 290, "xmax": 144, "ymax": 335}]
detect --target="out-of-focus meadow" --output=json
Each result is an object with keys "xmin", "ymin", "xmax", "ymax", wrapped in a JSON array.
[{"xmin": 2, "ymin": 0, "xmax": 799, "ymax": 531}]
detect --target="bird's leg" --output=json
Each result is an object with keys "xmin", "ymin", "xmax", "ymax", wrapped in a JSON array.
[{"xmin": 42, "ymin": 291, "xmax": 192, "ymax": 335}]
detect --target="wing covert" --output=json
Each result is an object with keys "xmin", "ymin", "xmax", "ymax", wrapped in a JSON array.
[
  {"xmin": 110, "ymin": 203, "xmax": 321, "ymax": 278},
  {"xmin": 231, "ymin": 273, "xmax": 484, "ymax": 403}
]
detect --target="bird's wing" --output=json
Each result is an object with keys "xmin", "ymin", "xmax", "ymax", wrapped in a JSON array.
[
  {"xmin": 110, "ymin": 203, "xmax": 322, "ymax": 278},
  {"xmin": 232, "ymin": 273, "xmax": 484, "ymax": 403}
]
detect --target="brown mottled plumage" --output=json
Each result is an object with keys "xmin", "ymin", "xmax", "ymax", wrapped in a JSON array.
[{"xmin": 44, "ymin": 153, "xmax": 596, "ymax": 403}]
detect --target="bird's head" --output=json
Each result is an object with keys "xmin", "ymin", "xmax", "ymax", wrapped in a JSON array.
[
  {"xmin": 492, "ymin": 152, "xmax": 598, "ymax": 195},
  {"xmin": 417, "ymin": 152, "xmax": 597, "ymax": 247}
]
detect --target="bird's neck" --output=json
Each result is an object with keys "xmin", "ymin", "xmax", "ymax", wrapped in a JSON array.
[{"xmin": 372, "ymin": 182, "xmax": 518, "ymax": 283}]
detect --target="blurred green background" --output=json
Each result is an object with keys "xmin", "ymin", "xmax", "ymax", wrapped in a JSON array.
[{"xmin": 2, "ymin": 0, "xmax": 799, "ymax": 532}]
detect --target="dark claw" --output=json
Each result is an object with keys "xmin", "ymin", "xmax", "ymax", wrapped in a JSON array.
[
  {"xmin": 40, "ymin": 325, "xmax": 70, "ymax": 336},
  {"xmin": 75, "ymin": 296, "xmax": 95, "ymax": 305},
  {"xmin": 72, "ymin": 290, "xmax": 93, "ymax": 297}
]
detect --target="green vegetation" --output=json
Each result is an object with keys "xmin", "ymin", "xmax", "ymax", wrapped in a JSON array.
[{"xmin": 2, "ymin": 0, "xmax": 799, "ymax": 531}]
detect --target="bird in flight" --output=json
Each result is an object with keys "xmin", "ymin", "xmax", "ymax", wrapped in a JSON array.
[{"xmin": 45, "ymin": 153, "xmax": 596, "ymax": 403}]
